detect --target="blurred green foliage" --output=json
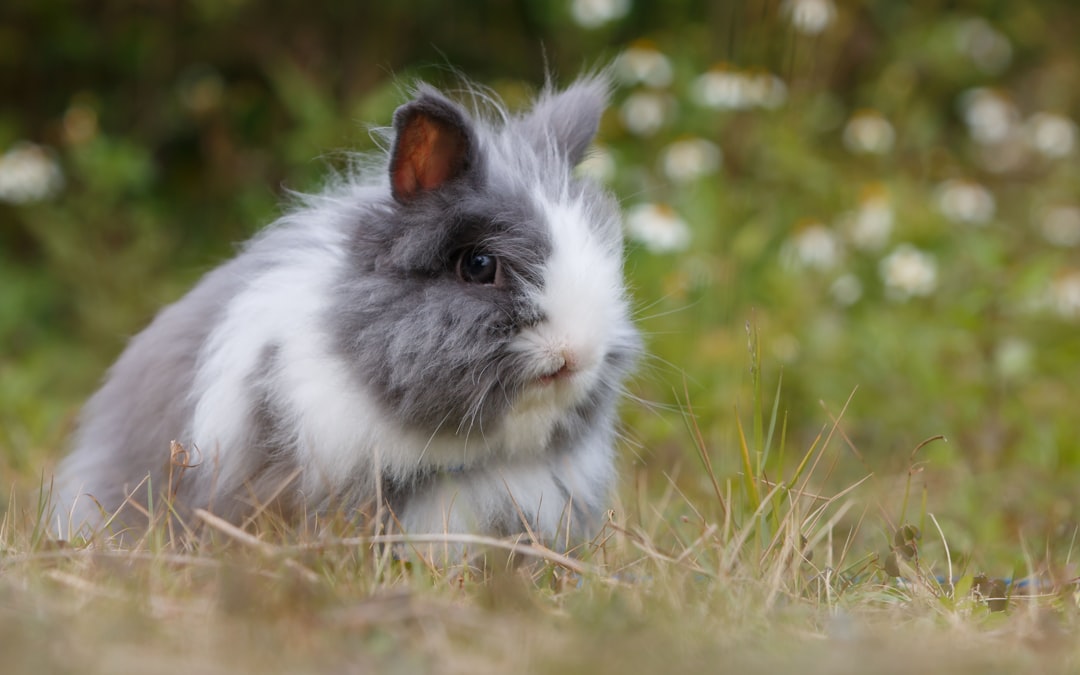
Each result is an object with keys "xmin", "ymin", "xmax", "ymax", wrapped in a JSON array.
[{"xmin": 2, "ymin": 0, "xmax": 1079, "ymax": 562}]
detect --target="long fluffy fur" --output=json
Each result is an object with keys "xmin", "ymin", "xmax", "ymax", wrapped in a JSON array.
[{"xmin": 53, "ymin": 72, "xmax": 641, "ymax": 550}]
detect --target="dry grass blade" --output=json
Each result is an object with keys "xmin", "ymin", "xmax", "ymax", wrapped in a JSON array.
[
  {"xmin": 195, "ymin": 508, "xmax": 277, "ymax": 555},
  {"xmin": 679, "ymin": 380, "xmax": 727, "ymax": 517},
  {"xmin": 366, "ymin": 533, "xmax": 594, "ymax": 576}
]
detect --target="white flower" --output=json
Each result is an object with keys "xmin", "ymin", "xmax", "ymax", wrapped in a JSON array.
[
  {"xmin": 880, "ymin": 244, "xmax": 937, "ymax": 300},
  {"xmin": 570, "ymin": 0, "xmax": 630, "ymax": 28},
  {"xmin": 660, "ymin": 138, "xmax": 721, "ymax": 183},
  {"xmin": 959, "ymin": 88, "xmax": 1019, "ymax": 145},
  {"xmin": 958, "ymin": 89, "xmax": 1031, "ymax": 172},
  {"xmin": 783, "ymin": 222, "xmax": 841, "ymax": 271},
  {"xmin": 955, "ymin": 17, "xmax": 1012, "ymax": 74},
  {"xmin": 842, "ymin": 110, "xmax": 895, "ymax": 155},
  {"xmin": 0, "ymin": 142, "xmax": 64, "ymax": 204},
  {"xmin": 626, "ymin": 203, "xmax": 691, "ymax": 253},
  {"xmin": 846, "ymin": 190, "xmax": 893, "ymax": 251},
  {"xmin": 743, "ymin": 72, "xmax": 788, "ymax": 109},
  {"xmin": 1026, "ymin": 112, "xmax": 1077, "ymax": 159},
  {"xmin": 1049, "ymin": 271, "xmax": 1080, "ymax": 320},
  {"xmin": 693, "ymin": 67, "xmax": 748, "ymax": 110},
  {"xmin": 936, "ymin": 179, "xmax": 995, "ymax": 225},
  {"xmin": 830, "ymin": 274, "xmax": 863, "ymax": 306},
  {"xmin": 782, "ymin": 0, "xmax": 836, "ymax": 35},
  {"xmin": 619, "ymin": 91, "xmax": 672, "ymax": 136},
  {"xmin": 576, "ymin": 145, "xmax": 616, "ymax": 183},
  {"xmin": 692, "ymin": 67, "xmax": 786, "ymax": 111},
  {"xmin": 615, "ymin": 44, "xmax": 673, "ymax": 88},
  {"xmin": 1039, "ymin": 205, "xmax": 1080, "ymax": 247},
  {"xmin": 993, "ymin": 337, "xmax": 1033, "ymax": 380}
]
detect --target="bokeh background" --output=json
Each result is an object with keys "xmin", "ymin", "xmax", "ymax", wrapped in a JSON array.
[{"xmin": 3, "ymin": 0, "xmax": 1079, "ymax": 565}]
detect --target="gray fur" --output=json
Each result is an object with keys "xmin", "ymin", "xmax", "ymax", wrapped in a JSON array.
[
  {"xmin": 515, "ymin": 74, "xmax": 611, "ymax": 166},
  {"xmin": 333, "ymin": 177, "xmax": 555, "ymax": 432},
  {"xmin": 52, "ymin": 73, "xmax": 640, "ymax": 549}
]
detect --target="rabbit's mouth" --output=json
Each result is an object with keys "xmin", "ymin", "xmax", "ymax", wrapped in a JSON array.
[
  {"xmin": 521, "ymin": 353, "xmax": 594, "ymax": 403},
  {"xmin": 537, "ymin": 362, "xmax": 573, "ymax": 385},
  {"xmin": 526, "ymin": 356, "xmax": 603, "ymax": 414}
]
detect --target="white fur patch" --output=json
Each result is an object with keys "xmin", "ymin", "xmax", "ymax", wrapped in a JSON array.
[
  {"xmin": 498, "ymin": 189, "xmax": 628, "ymax": 453},
  {"xmin": 396, "ymin": 417, "xmax": 615, "ymax": 546},
  {"xmin": 190, "ymin": 222, "xmax": 349, "ymax": 493}
]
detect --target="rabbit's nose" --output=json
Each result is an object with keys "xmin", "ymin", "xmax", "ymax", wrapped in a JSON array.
[
  {"xmin": 538, "ymin": 347, "xmax": 582, "ymax": 384},
  {"xmin": 537, "ymin": 349, "xmax": 574, "ymax": 382}
]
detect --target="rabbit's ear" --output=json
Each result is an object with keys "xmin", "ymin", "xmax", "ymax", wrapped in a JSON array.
[
  {"xmin": 390, "ymin": 93, "xmax": 477, "ymax": 202},
  {"xmin": 517, "ymin": 73, "xmax": 610, "ymax": 167}
]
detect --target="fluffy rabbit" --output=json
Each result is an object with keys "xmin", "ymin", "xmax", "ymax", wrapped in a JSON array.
[{"xmin": 53, "ymin": 72, "xmax": 641, "ymax": 550}]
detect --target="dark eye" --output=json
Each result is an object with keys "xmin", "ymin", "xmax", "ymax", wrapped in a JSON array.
[{"xmin": 456, "ymin": 250, "xmax": 500, "ymax": 285}]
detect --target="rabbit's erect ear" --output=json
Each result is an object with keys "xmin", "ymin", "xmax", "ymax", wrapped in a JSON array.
[
  {"xmin": 390, "ymin": 94, "xmax": 476, "ymax": 202},
  {"xmin": 517, "ymin": 74, "xmax": 610, "ymax": 166}
]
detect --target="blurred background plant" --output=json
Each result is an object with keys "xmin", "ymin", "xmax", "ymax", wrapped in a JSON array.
[{"xmin": 2, "ymin": 0, "xmax": 1079, "ymax": 568}]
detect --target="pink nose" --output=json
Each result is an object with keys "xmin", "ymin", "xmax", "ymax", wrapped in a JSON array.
[{"xmin": 539, "ymin": 351, "xmax": 577, "ymax": 384}]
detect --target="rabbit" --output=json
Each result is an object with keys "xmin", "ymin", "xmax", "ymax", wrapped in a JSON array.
[{"xmin": 52, "ymin": 71, "xmax": 641, "ymax": 553}]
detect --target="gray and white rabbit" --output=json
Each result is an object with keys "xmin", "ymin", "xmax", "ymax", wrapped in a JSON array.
[{"xmin": 53, "ymin": 72, "xmax": 641, "ymax": 550}]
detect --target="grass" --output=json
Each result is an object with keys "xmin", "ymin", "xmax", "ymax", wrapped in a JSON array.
[{"xmin": 3, "ymin": 330, "xmax": 1078, "ymax": 675}]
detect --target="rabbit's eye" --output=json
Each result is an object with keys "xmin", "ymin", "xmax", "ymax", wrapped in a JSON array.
[{"xmin": 456, "ymin": 250, "xmax": 500, "ymax": 285}]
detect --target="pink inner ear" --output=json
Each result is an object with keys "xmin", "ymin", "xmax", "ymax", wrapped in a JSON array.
[{"xmin": 392, "ymin": 114, "xmax": 468, "ymax": 200}]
